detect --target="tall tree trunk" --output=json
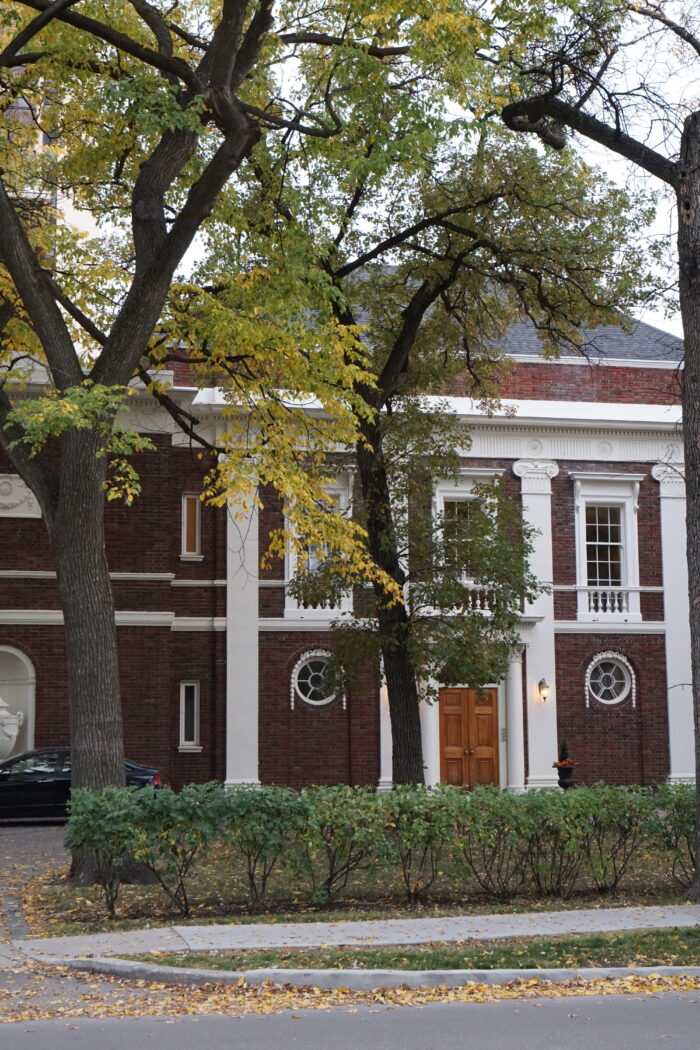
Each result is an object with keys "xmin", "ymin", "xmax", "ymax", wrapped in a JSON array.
[
  {"xmin": 45, "ymin": 429, "xmax": 126, "ymax": 882},
  {"xmin": 356, "ymin": 419, "xmax": 425, "ymax": 784},
  {"xmin": 677, "ymin": 110, "xmax": 700, "ymax": 902}
]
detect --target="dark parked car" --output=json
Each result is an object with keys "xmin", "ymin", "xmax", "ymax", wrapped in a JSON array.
[{"xmin": 0, "ymin": 747, "xmax": 161, "ymax": 821}]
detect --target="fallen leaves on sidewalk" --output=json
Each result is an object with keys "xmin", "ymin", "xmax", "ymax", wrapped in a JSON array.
[{"xmin": 1, "ymin": 963, "xmax": 699, "ymax": 1023}]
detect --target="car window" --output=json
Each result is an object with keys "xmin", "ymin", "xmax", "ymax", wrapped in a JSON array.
[{"xmin": 3, "ymin": 753, "xmax": 60, "ymax": 779}]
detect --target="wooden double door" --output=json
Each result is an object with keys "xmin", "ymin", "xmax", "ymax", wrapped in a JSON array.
[{"xmin": 439, "ymin": 687, "xmax": 499, "ymax": 787}]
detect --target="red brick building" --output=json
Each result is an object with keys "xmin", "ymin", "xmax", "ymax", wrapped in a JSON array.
[{"xmin": 0, "ymin": 319, "xmax": 691, "ymax": 789}]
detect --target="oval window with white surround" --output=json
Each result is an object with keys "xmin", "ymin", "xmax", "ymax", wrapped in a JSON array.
[
  {"xmin": 585, "ymin": 651, "xmax": 636, "ymax": 707},
  {"xmin": 290, "ymin": 650, "xmax": 338, "ymax": 709}
]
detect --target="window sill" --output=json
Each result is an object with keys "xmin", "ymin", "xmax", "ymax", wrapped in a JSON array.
[
  {"xmin": 178, "ymin": 745, "xmax": 203, "ymax": 753},
  {"xmin": 180, "ymin": 554, "xmax": 204, "ymax": 562}
]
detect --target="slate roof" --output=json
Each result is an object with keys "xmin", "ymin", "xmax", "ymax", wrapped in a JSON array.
[{"xmin": 502, "ymin": 319, "xmax": 684, "ymax": 362}]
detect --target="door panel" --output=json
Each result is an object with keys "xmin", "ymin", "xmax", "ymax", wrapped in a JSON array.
[{"xmin": 439, "ymin": 688, "xmax": 499, "ymax": 787}]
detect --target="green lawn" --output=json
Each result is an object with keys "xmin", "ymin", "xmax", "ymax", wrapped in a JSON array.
[{"xmin": 129, "ymin": 927, "xmax": 700, "ymax": 973}]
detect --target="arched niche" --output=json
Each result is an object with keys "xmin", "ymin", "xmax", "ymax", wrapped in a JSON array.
[{"xmin": 0, "ymin": 646, "xmax": 35, "ymax": 756}]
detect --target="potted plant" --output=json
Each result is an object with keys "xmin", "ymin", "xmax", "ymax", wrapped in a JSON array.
[{"xmin": 552, "ymin": 738, "xmax": 576, "ymax": 789}]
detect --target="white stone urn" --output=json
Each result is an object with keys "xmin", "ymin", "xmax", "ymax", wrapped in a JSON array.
[{"xmin": 0, "ymin": 695, "xmax": 23, "ymax": 760}]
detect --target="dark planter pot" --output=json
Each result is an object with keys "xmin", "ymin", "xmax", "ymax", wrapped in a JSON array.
[{"xmin": 556, "ymin": 765, "xmax": 575, "ymax": 790}]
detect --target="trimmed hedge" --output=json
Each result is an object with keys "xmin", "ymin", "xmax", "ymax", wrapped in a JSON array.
[{"xmin": 66, "ymin": 782, "xmax": 694, "ymax": 918}]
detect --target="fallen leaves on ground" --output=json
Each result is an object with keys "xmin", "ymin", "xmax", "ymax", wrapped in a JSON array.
[{"xmin": 1, "ymin": 962, "xmax": 699, "ymax": 1023}]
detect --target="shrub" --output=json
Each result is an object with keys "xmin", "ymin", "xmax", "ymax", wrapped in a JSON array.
[
  {"xmin": 650, "ymin": 782, "xmax": 697, "ymax": 888},
  {"xmin": 451, "ymin": 785, "xmax": 528, "ymax": 899},
  {"xmin": 378, "ymin": 785, "xmax": 456, "ymax": 903},
  {"xmin": 297, "ymin": 785, "xmax": 384, "ymax": 902},
  {"xmin": 135, "ymin": 781, "xmax": 225, "ymax": 915},
  {"xmin": 521, "ymin": 789, "xmax": 591, "ymax": 898},
  {"xmin": 219, "ymin": 786, "xmax": 305, "ymax": 904},
  {"xmin": 579, "ymin": 785, "xmax": 652, "ymax": 892},
  {"xmin": 66, "ymin": 787, "xmax": 145, "ymax": 917}
]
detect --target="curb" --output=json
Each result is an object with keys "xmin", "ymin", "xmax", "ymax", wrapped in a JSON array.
[{"xmin": 60, "ymin": 957, "xmax": 700, "ymax": 991}]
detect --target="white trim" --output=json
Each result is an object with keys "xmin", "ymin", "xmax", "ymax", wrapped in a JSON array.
[
  {"xmin": 585, "ymin": 651, "xmax": 636, "ymax": 708},
  {"xmin": 554, "ymin": 621, "xmax": 665, "ymax": 633},
  {"xmin": 285, "ymin": 476, "xmax": 353, "ymax": 620},
  {"xmin": 179, "ymin": 680, "xmax": 200, "ymax": 748},
  {"xmin": 0, "ymin": 571, "xmax": 175, "ymax": 581},
  {"xmin": 171, "ymin": 617, "xmax": 227, "ymax": 632},
  {"xmin": 181, "ymin": 493, "xmax": 202, "ymax": 558},
  {"xmin": 0, "ymin": 609, "xmax": 176, "ymax": 626},
  {"xmin": 260, "ymin": 618, "xmax": 338, "ymax": 631},
  {"xmin": 572, "ymin": 474, "xmax": 643, "ymax": 622},
  {"xmin": 171, "ymin": 579, "xmax": 227, "ymax": 587},
  {"xmin": 0, "ymin": 474, "xmax": 41, "ymax": 518},
  {"xmin": 507, "ymin": 355, "xmax": 681, "ymax": 371},
  {"xmin": 290, "ymin": 649, "xmax": 343, "ymax": 709}
]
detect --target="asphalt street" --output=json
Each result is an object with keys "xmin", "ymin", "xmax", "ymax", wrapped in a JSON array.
[{"xmin": 5, "ymin": 992, "xmax": 700, "ymax": 1049}]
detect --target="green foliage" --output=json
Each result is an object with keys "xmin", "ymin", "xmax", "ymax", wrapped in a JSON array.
[
  {"xmin": 66, "ymin": 781, "xmax": 684, "ymax": 918},
  {"xmin": 521, "ymin": 789, "xmax": 593, "ymax": 898},
  {"xmin": 296, "ymin": 786, "xmax": 385, "ymax": 903},
  {"xmin": 650, "ymin": 783, "xmax": 697, "ymax": 889},
  {"xmin": 452, "ymin": 785, "xmax": 528, "ymax": 898},
  {"xmin": 135, "ymin": 782, "xmax": 226, "ymax": 916},
  {"xmin": 219, "ymin": 786, "xmax": 306, "ymax": 904},
  {"xmin": 378, "ymin": 785, "xmax": 456, "ymax": 903},
  {"xmin": 580, "ymin": 784, "xmax": 652, "ymax": 893},
  {"xmin": 65, "ymin": 787, "xmax": 144, "ymax": 917}
]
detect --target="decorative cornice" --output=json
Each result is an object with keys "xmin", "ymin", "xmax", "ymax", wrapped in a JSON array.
[
  {"xmin": 0, "ymin": 475, "xmax": 41, "ymax": 519},
  {"xmin": 513, "ymin": 460, "xmax": 559, "ymax": 493},
  {"xmin": 652, "ymin": 462, "xmax": 686, "ymax": 497}
]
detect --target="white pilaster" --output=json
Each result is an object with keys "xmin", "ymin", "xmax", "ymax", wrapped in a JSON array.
[
  {"xmin": 420, "ymin": 695, "xmax": 441, "ymax": 786},
  {"xmin": 652, "ymin": 463, "xmax": 694, "ymax": 782},
  {"xmin": 378, "ymin": 682, "xmax": 393, "ymax": 790},
  {"xmin": 506, "ymin": 647, "xmax": 526, "ymax": 792},
  {"xmin": 513, "ymin": 460, "xmax": 560, "ymax": 788},
  {"xmin": 224, "ymin": 500, "xmax": 260, "ymax": 785}
]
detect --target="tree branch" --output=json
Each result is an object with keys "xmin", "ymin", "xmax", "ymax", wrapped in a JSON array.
[
  {"xmin": 276, "ymin": 31, "xmax": 409, "ymax": 58},
  {"xmin": 627, "ymin": 2, "xmax": 700, "ymax": 58},
  {"xmin": 0, "ymin": 178, "xmax": 82, "ymax": 391},
  {"xmin": 501, "ymin": 94, "xmax": 678, "ymax": 188},
  {"xmin": 14, "ymin": 0, "xmax": 199, "ymax": 89},
  {"xmin": 0, "ymin": 0, "xmax": 79, "ymax": 63},
  {"xmin": 0, "ymin": 383, "xmax": 58, "ymax": 521}
]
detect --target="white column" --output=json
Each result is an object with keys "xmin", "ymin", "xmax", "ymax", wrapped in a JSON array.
[
  {"xmin": 378, "ymin": 682, "xmax": 393, "ymax": 790},
  {"xmin": 513, "ymin": 460, "xmax": 559, "ymax": 789},
  {"xmin": 420, "ymin": 694, "xmax": 441, "ymax": 786},
  {"xmin": 224, "ymin": 499, "xmax": 260, "ymax": 785},
  {"xmin": 652, "ymin": 463, "xmax": 694, "ymax": 782},
  {"xmin": 506, "ymin": 647, "xmax": 526, "ymax": 792}
]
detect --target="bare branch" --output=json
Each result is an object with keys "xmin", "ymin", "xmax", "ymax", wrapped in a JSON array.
[
  {"xmin": 627, "ymin": 2, "xmax": 700, "ymax": 58},
  {"xmin": 276, "ymin": 31, "xmax": 409, "ymax": 58},
  {"xmin": 502, "ymin": 94, "xmax": 678, "ymax": 187}
]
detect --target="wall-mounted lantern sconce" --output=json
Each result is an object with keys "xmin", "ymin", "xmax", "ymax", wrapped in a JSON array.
[{"xmin": 538, "ymin": 678, "xmax": 550, "ymax": 701}]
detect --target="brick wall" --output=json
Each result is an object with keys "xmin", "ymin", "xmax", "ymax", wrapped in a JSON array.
[
  {"xmin": 258, "ymin": 630, "xmax": 379, "ymax": 787},
  {"xmin": 491, "ymin": 361, "xmax": 682, "ymax": 404},
  {"xmin": 554, "ymin": 633, "xmax": 669, "ymax": 785}
]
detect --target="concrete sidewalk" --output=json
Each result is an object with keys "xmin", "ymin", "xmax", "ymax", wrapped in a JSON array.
[{"xmin": 11, "ymin": 903, "xmax": 700, "ymax": 964}]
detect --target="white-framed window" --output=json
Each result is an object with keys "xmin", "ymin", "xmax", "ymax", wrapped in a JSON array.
[
  {"xmin": 571, "ymin": 472, "xmax": 644, "ymax": 622},
  {"xmin": 179, "ymin": 681, "xmax": 201, "ymax": 750},
  {"xmin": 290, "ymin": 649, "xmax": 344, "ymax": 709},
  {"xmin": 433, "ymin": 470, "xmax": 504, "ymax": 613},
  {"xmin": 285, "ymin": 476, "xmax": 353, "ymax": 619},
  {"xmin": 181, "ymin": 493, "xmax": 202, "ymax": 559},
  {"xmin": 585, "ymin": 651, "xmax": 636, "ymax": 708}
]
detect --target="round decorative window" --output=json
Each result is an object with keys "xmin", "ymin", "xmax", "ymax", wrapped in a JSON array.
[
  {"xmin": 585, "ymin": 651, "xmax": 635, "ymax": 707},
  {"xmin": 291, "ymin": 650, "xmax": 337, "ymax": 708}
]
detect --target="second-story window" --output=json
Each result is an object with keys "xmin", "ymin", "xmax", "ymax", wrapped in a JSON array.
[
  {"xmin": 181, "ymin": 493, "xmax": 202, "ymax": 559},
  {"xmin": 571, "ymin": 472, "xmax": 644, "ymax": 621},
  {"xmin": 585, "ymin": 505, "xmax": 623, "ymax": 591}
]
